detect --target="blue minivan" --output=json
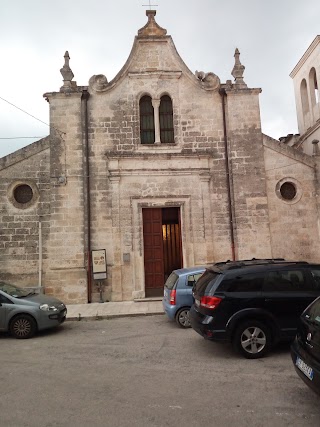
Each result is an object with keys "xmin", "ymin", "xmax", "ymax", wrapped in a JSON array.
[{"xmin": 162, "ymin": 266, "xmax": 205, "ymax": 328}]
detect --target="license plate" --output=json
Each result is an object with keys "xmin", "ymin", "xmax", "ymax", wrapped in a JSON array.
[{"xmin": 296, "ymin": 356, "xmax": 314, "ymax": 380}]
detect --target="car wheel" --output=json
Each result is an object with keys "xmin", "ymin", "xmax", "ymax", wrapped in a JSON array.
[
  {"xmin": 175, "ymin": 308, "xmax": 191, "ymax": 328},
  {"xmin": 233, "ymin": 320, "xmax": 272, "ymax": 359},
  {"xmin": 9, "ymin": 314, "xmax": 37, "ymax": 339}
]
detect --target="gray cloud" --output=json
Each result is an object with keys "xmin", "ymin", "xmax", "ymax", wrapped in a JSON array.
[{"xmin": 0, "ymin": 0, "xmax": 318, "ymax": 157}]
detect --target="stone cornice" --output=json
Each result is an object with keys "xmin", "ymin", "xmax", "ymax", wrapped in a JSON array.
[
  {"xmin": 225, "ymin": 87, "xmax": 262, "ymax": 95},
  {"xmin": 104, "ymin": 149, "xmax": 216, "ymax": 160},
  {"xmin": 290, "ymin": 35, "xmax": 320, "ymax": 78},
  {"xmin": 128, "ymin": 70, "xmax": 182, "ymax": 79},
  {"xmin": 263, "ymin": 134, "xmax": 315, "ymax": 168},
  {"xmin": 108, "ymin": 168, "xmax": 211, "ymax": 177},
  {"xmin": 43, "ymin": 89, "xmax": 87, "ymax": 100}
]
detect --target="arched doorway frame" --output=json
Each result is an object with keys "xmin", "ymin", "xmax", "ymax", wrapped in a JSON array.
[{"xmin": 131, "ymin": 196, "xmax": 194, "ymax": 299}]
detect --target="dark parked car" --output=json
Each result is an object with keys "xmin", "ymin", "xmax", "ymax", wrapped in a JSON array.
[
  {"xmin": 0, "ymin": 281, "xmax": 67, "ymax": 339},
  {"xmin": 189, "ymin": 258, "xmax": 320, "ymax": 358},
  {"xmin": 162, "ymin": 267, "xmax": 205, "ymax": 327},
  {"xmin": 291, "ymin": 296, "xmax": 320, "ymax": 395}
]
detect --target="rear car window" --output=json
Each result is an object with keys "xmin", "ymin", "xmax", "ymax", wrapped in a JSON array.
[
  {"xmin": 218, "ymin": 272, "xmax": 264, "ymax": 292},
  {"xmin": 311, "ymin": 269, "xmax": 320, "ymax": 290},
  {"xmin": 305, "ymin": 298, "xmax": 320, "ymax": 325},
  {"xmin": 262, "ymin": 270, "xmax": 306, "ymax": 292},
  {"xmin": 186, "ymin": 273, "xmax": 203, "ymax": 287},
  {"xmin": 164, "ymin": 272, "xmax": 179, "ymax": 290},
  {"xmin": 194, "ymin": 270, "xmax": 220, "ymax": 296}
]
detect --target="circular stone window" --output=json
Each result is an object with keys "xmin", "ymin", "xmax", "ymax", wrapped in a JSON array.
[
  {"xmin": 275, "ymin": 178, "xmax": 302, "ymax": 204},
  {"xmin": 13, "ymin": 184, "xmax": 33, "ymax": 204},
  {"xmin": 279, "ymin": 182, "xmax": 296, "ymax": 201},
  {"xmin": 7, "ymin": 180, "xmax": 39, "ymax": 209}
]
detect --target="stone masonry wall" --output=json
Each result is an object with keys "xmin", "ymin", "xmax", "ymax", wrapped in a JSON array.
[
  {"xmin": 226, "ymin": 89, "xmax": 272, "ymax": 260},
  {"xmin": 264, "ymin": 135, "xmax": 320, "ymax": 261},
  {"xmin": 0, "ymin": 139, "xmax": 50, "ymax": 287},
  {"xmin": 85, "ymin": 36, "xmax": 236, "ymax": 301},
  {"xmin": 43, "ymin": 92, "xmax": 88, "ymax": 303}
]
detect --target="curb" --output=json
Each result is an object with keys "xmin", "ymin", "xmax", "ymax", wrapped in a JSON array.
[{"xmin": 66, "ymin": 312, "xmax": 165, "ymax": 322}]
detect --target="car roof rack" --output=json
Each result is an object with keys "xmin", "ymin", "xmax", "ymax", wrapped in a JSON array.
[
  {"xmin": 213, "ymin": 258, "xmax": 285, "ymax": 266},
  {"xmin": 209, "ymin": 258, "xmax": 309, "ymax": 271}
]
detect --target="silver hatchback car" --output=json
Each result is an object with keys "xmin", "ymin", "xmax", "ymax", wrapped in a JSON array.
[{"xmin": 0, "ymin": 282, "xmax": 67, "ymax": 339}]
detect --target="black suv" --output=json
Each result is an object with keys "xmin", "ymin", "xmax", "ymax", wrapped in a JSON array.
[
  {"xmin": 291, "ymin": 297, "xmax": 320, "ymax": 395},
  {"xmin": 189, "ymin": 259, "xmax": 320, "ymax": 358}
]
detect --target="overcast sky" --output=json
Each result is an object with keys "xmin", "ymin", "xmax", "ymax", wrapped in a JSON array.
[{"xmin": 0, "ymin": 0, "xmax": 319, "ymax": 158}]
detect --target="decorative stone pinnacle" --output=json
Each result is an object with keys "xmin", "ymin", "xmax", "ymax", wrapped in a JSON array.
[
  {"xmin": 138, "ymin": 10, "xmax": 167, "ymax": 37},
  {"xmin": 60, "ymin": 51, "xmax": 74, "ymax": 84},
  {"xmin": 231, "ymin": 48, "xmax": 247, "ymax": 87}
]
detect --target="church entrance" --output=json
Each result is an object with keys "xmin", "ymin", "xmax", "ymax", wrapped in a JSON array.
[{"xmin": 142, "ymin": 207, "xmax": 182, "ymax": 297}]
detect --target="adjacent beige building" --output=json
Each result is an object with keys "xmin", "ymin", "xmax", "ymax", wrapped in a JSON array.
[
  {"xmin": 290, "ymin": 35, "xmax": 320, "ymax": 155},
  {"xmin": 1, "ymin": 11, "xmax": 320, "ymax": 304}
]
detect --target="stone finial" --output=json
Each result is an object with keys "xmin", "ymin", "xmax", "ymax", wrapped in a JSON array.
[
  {"xmin": 231, "ymin": 48, "xmax": 247, "ymax": 87},
  {"xmin": 138, "ymin": 10, "xmax": 167, "ymax": 37},
  {"xmin": 60, "ymin": 51, "xmax": 76, "ymax": 91}
]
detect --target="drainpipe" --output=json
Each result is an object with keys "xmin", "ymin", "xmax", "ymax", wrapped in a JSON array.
[
  {"xmin": 219, "ymin": 88, "xmax": 236, "ymax": 261},
  {"xmin": 38, "ymin": 220, "xmax": 43, "ymax": 292},
  {"xmin": 82, "ymin": 89, "xmax": 92, "ymax": 303}
]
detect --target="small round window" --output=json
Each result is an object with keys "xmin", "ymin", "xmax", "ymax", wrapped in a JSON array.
[
  {"xmin": 13, "ymin": 184, "xmax": 33, "ymax": 204},
  {"xmin": 7, "ymin": 180, "xmax": 39, "ymax": 209},
  {"xmin": 275, "ymin": 178, "xmax": 302, "ymax": 204},
  {"xmin": 279, "ymin": 182, "xmax": 296, "ymax": 201}
]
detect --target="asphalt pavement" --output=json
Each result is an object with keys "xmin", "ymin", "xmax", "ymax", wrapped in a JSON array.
[{"xmin": 1, "ymin": 316, "xmax": 319, "ymax": 427}]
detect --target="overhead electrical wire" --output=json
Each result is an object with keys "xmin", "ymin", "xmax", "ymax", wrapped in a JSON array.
[
  {"xmin": 0, "ymin": 95, "xmax": 65, "ymax": 137},
  {"xmin": 0, "ymin": 136, "xmax": 46, "ymax": 139}
]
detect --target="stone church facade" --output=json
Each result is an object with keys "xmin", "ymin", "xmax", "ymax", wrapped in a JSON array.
[{"xmin": 1, "ymin": 12, "xmax": 320, "ymax": 304}]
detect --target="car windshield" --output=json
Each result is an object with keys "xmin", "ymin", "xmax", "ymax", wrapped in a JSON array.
[
  {"xmin": 305, "ymin": 298, "xmax": 320, "ymax": 325},
  {"xmin": 0, "ymin": 282, "xmax": 33, "ymax": 298}
]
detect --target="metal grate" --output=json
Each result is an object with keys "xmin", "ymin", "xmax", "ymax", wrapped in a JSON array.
[
  {"xmin": 159, "ymin": 95, "xmax": 174, "ymax": 143},
  {"xmin": 140, "ymin": 95, "xmax": 155, "ymax": 144},
  {"xmin": 280, "ymin": 182, "xmax": 296, "ymax": 200},
  {"xmin": 13, "ymin": 184, "xmax": 33, "ymax": 204}
]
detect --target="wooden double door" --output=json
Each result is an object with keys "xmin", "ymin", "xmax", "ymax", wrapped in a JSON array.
[{"xmin": 142, "ymin": 207, "xmax": 183, "ymax": 297}]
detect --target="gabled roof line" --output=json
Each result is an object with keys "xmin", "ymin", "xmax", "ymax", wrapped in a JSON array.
[
  {"xmin": 0, "ymin": 136, "xmax": 50, "ymax": 171},
  {"xmin": 290, "ymin": 35, "xmax": 320, "ymax": 78}
]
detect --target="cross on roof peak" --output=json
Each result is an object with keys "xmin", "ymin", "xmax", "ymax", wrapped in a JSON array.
[{"xmin": 142, "ymin": 0, "xmax": 158, "ymax": 9}]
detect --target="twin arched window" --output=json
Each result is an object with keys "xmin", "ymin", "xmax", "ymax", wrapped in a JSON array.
[
  {"xmin": 300, "ymin": 79, "xmax": 309, "ymax": 115},
  {"xmin": 140, "ymin": 95, "xmax": 174, "ymax": 144},
  {"xmin": 309, "ymin": 67, "xmax": 319, "ymax": 105},
  {"xmin": 140, "ymin": 96, "xmax": 155, "ymax": 144},
  {"xmin": 300, "ymin": 67, "xmax": 319, "ymax": 117}
]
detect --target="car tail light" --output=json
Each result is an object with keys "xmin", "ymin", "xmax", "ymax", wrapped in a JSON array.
[
  {"xmin": 170, "ymin": 290, "xmax": 176, "ymax": 305},
  {"xmin": 200, "ymin": 296, "xmax": 222, "ymax": 309}
]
